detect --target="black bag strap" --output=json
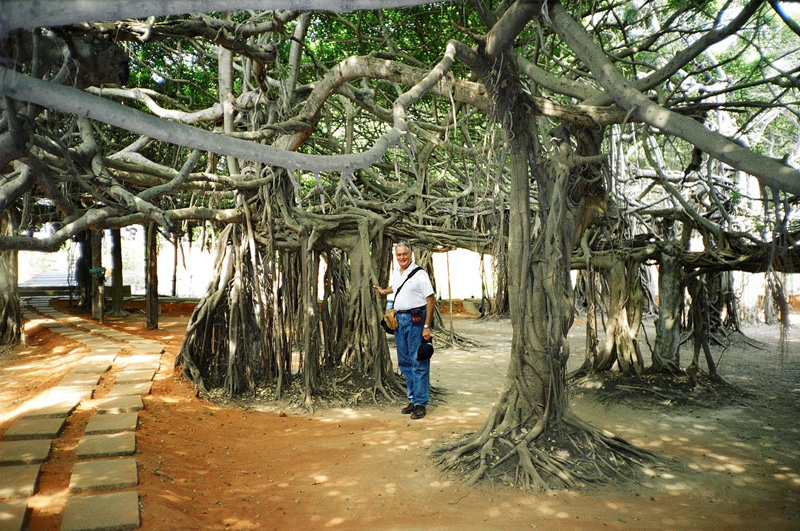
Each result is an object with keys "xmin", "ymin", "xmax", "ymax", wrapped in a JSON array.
[{"xmin": 394, "ymin": 266, "xmax": 422, "ymax": 299}]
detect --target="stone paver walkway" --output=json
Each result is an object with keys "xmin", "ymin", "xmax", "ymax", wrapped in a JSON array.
[{"xmin": 1, "ymin": 297, "xmax": 164, "ymax": 530}]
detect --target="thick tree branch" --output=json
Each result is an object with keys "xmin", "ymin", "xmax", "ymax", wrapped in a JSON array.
[
  {"xmin": 0, "ymin": 0, "xmax": 446, "ymax": 35},
  {"xmin": 86, "ymin": 87, "xmax": 223, "ymax": 124},
  {"xmin": 0, "ymin": 205, "xmax": 243, "ymax": 251},
  {"xmin": 1, "ymin": 66, "xmax": 401, "ymax": 174},
  {"xmin": 2, "ymin": 43, "xmax": 462, "ymax": 175},
  {"xmin": 548, "ymin": 2, "xmax": 800, "ymax": 197},
  {"xmin": 107, "ymin": 15, "xmax": 287, "ymax": 65},
  {"xmin": 484, "ymin": 1, "xmax": 541, "ymax": 58},
  {"xmin": 634, "ymin": 0, "xmax": 763, "ymax": 94},
  {"xmin": 0, "ymin": 166, "xmax": 34, "ymax": 212},
  {"xmin": 769, "ymin": 0, "xmax": 800, "ymax": 39}
]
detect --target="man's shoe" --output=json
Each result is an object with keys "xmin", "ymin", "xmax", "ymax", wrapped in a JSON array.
[
  {"xmin": 401, "ymin": 403, "xmax": 415, "ymax": 414},
  {"xmin": 410, "ymin": 405, "xmax": 426, "ymax": 419}
]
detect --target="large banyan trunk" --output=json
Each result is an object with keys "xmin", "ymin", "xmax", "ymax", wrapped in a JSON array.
[
  {"xmin": 177, "ymin": 222, "xmax": 290, "ymax": 397},
  {"xmin": 145, "ymin": 222, "xmax": 159, "ymax": 329},
  {"xmin": 706, "ymin": 270, "xmax": 741, "ymax": 335},
  {"xmin": 573, "ymin": 257, "xmax": 645, "ymax": 377},
  {"xmin": 326, "ymin": 225, "xmax": 404, "ymax": 402},
  {"xmin": 595, "ymin": 258, "xmax": 645, "ymax": 375},
  {"xmin": 178, "ymin": 194, "xmax": 403, "ymax": 404},
  {"xmin": 320, "ymin": 248, "xmax": 349, "ymax": 370},
  {"xmin": 0, "ymin": 213, "xmax": 21, "ymax": 346},
  {"xmin": 297, "ymin": 229, "xmax": 323, "ymax": 407},
  {"xmin": 76, "ymin": 230, "xmax": 92, "ymax": 309},
  {"xmin": 652, "ymin": 243, "xmax": 683, "ymax": 373},
  {"xmin": 437, "ymin": 56, "xmax": 653, "ymax": 489},
  {"xmin": 109, "ymin": 228, "xmax": 125, "ymax": 317},
  {"xmin": 489, "ymin": 212, "xmax": 511, "ymax": 316},
  {"xmin": 686, "ymin": 274, "xmax": 721, "ymax": 384},
  {"xmin": 90, "ymin": 230, "xmax": 104, "ymax": 321},
  {"xmin": 574, "ymin": 269, "xmax": 601, "ymax": 375}
]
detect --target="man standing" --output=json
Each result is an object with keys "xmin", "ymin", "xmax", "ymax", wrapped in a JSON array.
[{"xmin": 373, "ymin": 241, "xmax": 435, "ymax": 419}]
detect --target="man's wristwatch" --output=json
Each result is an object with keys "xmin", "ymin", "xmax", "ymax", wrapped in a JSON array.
[{"xmin": 423, "ymin": 325, "xmax": 430, "ymax": 328}]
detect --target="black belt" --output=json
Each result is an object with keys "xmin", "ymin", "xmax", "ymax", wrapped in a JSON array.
[{"xmin": 395, "ymin": 305, "xmax": 426, "ymax": 314}]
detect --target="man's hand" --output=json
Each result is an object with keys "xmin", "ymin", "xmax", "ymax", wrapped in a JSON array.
[
  {"xmin": 373, "ymin": 284, "xmax": 389, "ymax": 296},
  {"xmin": 424, "ymin": 293, "xmax": 435, "ymax": 340}
]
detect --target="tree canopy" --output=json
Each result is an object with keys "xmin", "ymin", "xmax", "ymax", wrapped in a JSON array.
[
  {"xmin": 1, "ymin": 1, "xmax": 798, "ymax": 251},
  {"xmin": 2, "ymin": 0, "xmax": 799, "ymax": 490}
]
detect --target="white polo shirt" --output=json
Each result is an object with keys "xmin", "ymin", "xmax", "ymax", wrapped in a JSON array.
[{"xmin": 391, "ymin": 262, "xmax": 434, "ymax": 311}]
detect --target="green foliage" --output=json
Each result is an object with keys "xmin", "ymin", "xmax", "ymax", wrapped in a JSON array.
[{"xmin": 6, "ymin": 1, "xmax": 799, "ymax": 260}]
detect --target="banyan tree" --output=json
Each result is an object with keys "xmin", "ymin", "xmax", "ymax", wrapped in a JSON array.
[{"xmin": 2, "ymin": 0, "xmax": 800, "ymax": 489}]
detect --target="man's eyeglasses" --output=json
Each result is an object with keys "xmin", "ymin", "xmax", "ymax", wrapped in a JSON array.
[{"xmin": 396, "ymin": 252, "xmax": 410, "ymax": 257}]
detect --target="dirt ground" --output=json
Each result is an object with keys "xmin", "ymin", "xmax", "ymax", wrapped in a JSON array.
[{"xmin": 2, "ymin": 302, "xmax": 799, "ymax": 530}]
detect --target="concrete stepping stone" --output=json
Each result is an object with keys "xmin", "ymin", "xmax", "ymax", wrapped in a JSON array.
[
  {"xmin": 106, "ymin": 382, "xmax": 153, "ymax": 397},
  {"xmin": 69, "ymin": 458, "xmax": 138, "ymax": 493},
  {"xmin": 82, "ymin": 341, "xmax": 114, "ymax": 349},
  {"xmin": 85, "ymin": 413, "xmax": 138, "ymax": 435},
  {"xmin": 115, "ymin": 369, "xmax": 155, "ymax": 384},
  {"xmin": 72, "ymin": 360, "xmax": 112, "ymax": 374},
  {"xmin": 127, "ymin": 341, "xmax": 163, "ymax": 351},
  {"xmin": 81, "ymin": 336, "xmax": 114, "ymax": 342},
  {"xmin": 0, "ymin": 465, "xmax": 41, "ymax": 499},
  {"xmin": 60, "ymin": 490, "xmax": 139, "ymax": 531},
  {"xmin": 87, "ymin": 350, "xmax": 122, "ymax": 359},
  {"xmin": 2, "ymin": 418, "xmax": 65, "ymax": 440},
  {"xmin": 47, "ymin": 384, "xmax": 94, "ymax": 401},
  {"xmin": 0, "ymin": 440, "xmax": 51, "ymax": 465},
  {"xmin": 0, "ymin": 500, "xmax": 29, "ymax": 531},
  {"xmin": 51, "ymin": 327, "xmax": 77, "ymax": 335},
  {"xmin": 59, "ymin": 372, "xmax": 103, "ymax": 387},
  {"xmin": 121, "ymin": 354, "xmax": 161, "ymax": 366},
  {"xmin": 19, "ymin": 398, "xmax": 79, "ymax": 419},
  {"xmin": 83, "ymin": 354, "xmax": 117, "ymax": 363},
  {"xmin": 120, "ymin": 362, "xmax": 160, "ymax": 374},
  {"xmin": 129, "ymin": 340, "xmax": 162, "ymax": 347},
  {"xmin": 94, "ymin": 396, "xmax": 143, "ymax": 414},
  {"xmin": 79, "ymin": 329, "xmax": 108, "ymax": 337},
  {"xmin": 124, "ymin": 363, "xmax": 160, "ymax": 375},
  {"xmin": 135, "ymin": 348, "xmax": 164, "ymax": 356},
  {"xmin": 76, "ymin": 432, "xmax": 136, "ymax": 458}
]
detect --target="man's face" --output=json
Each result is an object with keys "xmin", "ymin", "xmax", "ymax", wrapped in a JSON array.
[{"xmin": 395, "ymin": 245, "xmax": 411, "ymax": 269}]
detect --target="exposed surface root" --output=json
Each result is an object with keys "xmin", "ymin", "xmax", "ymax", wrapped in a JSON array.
[
  {"xmin": 199, "ymin": 367, "xmax": 446, "ymax": 410},
  {"xmin": 573, "ymin": 370, "xmax": 751, "ymax": 408},
  {"xmin": 435, "ymin": 413, "xmax": 659, "ymax": 492},
  {"xmin": 433, "ymin": 328, "xmax": 482, "ymax": 349}
]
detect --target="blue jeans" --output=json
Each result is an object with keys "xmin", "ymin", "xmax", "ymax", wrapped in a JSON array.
[{"xmin": 394, "ymin": 311, "xmax": 430, "ymax": 406}]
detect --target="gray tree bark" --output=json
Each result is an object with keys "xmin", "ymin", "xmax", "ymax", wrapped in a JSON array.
[
  {"xmin": 110, "ymin": 228, "xmax": 125, "ymax": 317},
  {"xmin": 652, "ymin": 244, "xmax": 683, "ymax": 373},
  {"xmin": 0, "ymin": 213, "xmax": 21, "ymax": 346},
  {"xmin": 145, "ymin": 222, "xmax": 159, "ymax": 330}
]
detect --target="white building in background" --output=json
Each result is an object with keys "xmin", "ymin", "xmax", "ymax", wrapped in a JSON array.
[
  {"xmin": 18, "ymin": 227, "xmax": 216, "ymax": 299},
  {"xmin": 431, "ymin": 249, "xmax": 494, "ymax": 300}
]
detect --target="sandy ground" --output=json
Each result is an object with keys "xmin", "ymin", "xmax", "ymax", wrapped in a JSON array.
[{"xmin": 1, "ymin": 303, "xmax": 799, "ymax": 530}]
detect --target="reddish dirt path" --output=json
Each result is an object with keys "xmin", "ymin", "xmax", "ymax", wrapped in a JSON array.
[{"xmin": 2, "ymin": 301, "xmax": 799, "ymax": 530}]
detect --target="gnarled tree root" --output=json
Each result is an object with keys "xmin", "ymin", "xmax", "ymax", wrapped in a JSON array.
[{"xmin": 435, "ymin": 410, "xmax": 659, "ymax": 492}]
